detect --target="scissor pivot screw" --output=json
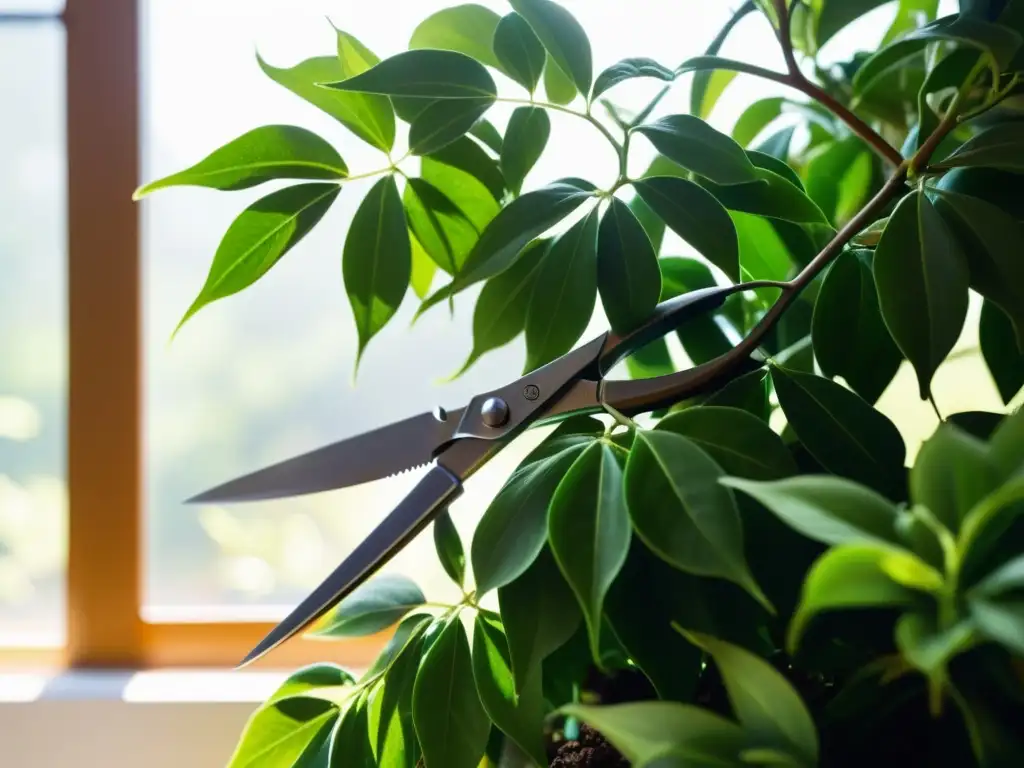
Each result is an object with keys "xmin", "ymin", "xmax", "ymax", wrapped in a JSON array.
[
  {"xmin": 523, "ymin": 385, "xmax": 540, "ymax": 401},
  {"xmin": 480, "ymin": 397, "xmax": 510, "ymax": 427}
]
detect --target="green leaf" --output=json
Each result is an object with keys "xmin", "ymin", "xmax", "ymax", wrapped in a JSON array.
[
  {"xmin": 493, "ymin": 12, "xmax": 546, "ymax": 93},
  {"xmin": 433, "ymin": 510, "xmax": 465, "ymax": 588},
  {"xmin": 913, "ymin": 13, "xmax": 1023, "ymax": 68},
  {"xmin": 896, "ymin": 611, "xmax": 977, "ymax": 681},
  {"xmin": 812, "ymin": 249, "xmax": 902, "ymax": 404},
  {"xmin": 688, "ymin": 2, "xmax": 755, "ymax": 119},
  {"xmin": 412, "ymin": 617, "xmax": 491, "ymax": 768},
  {"xmin": 634, "ymin": 115, "xmax": 758, "ymax": 186},
  {"xmin": 981, "ymin": 300, "xmax": 1024, "ymax": 404},
  {"xmin": 409, "ymin": 4, "xmax": 503, "ymax": 70},
  {"xmin": 454, "ymin": 177, "xmax": 596, "ymax": 290},
  {"xmin": 325, "ymin": 49, "xmax": 497, "ymax": 100},
  {"xmin": 329, "ymin": 696, "xmax": 375, "ymax": 768},
  {"xmin": 509, "ymin": 0, "xmax": 593, "ymax": 97},
  {"xmin": 409, "ymin": 97, "xmax": 495, "ymax": 156},
  {"xmin": 989, "ymin": 406, "xmax": 1024, "ymax": 481},
  {"xmin": 548, "ymin": 441, "xmax": 631, "ymax": 662},
  {"xmin": 374, "ymin": 627, "xmax": 423, "ymax": 768},
  {"xmin": 628, "ymin": 192, "xmax": 666, "ymax": 254},
  {"xmin": 701, "ymin": 167, "xmax": 829, "ymax": 224},
  {"xmin": 342, "ymin": 175, "xmax": 411, "ymax": 365},
  {"xmin": 803, "ymin": 137, "xmax": 864, "ymax": 223},
  {"xmin": 969, "ymin": 594, "xmax": 1024, "ymax": 656},
  {"xmin": 310, "ymin": 574, "xmax": 425, "ymax": 638},
  {"xmin": 471, "ymin": 439, "xmax": 590, "ymax": 595},
  {"xmin": 657, "ymin": 407, "xmax": 796, "ymax": 480},
  {"xmin": 732, "ymin": 97, "xmax": 784, "ymax": 147},
  {"xmin": 913, "ymin": 47, "xmax": 980, "ymax": 152},
  {"xmin": 852, "ymin": 39, "xmax": 930, "ymax": 94},
  {"xmin": 873, "ymin": 191, "xmax": 970, "ymax": 399},
  {"xmin": 883, "ymin": 0, "xmax": 940, "ymax": 44},
  {"xmin": 625, "ymin": 339, "xmax": 675, "ymax": 380},
  {"xmin": 176, "ymin": 182, "xmax": 340, "ymax": 334},
  {"xmin": 935, "ymin": 165, "xmax": 1024, "ymax": 220},
  {"xmin": 134, "ymin": 125, "xmax": 347, "ymax": 198},
  {"xmin": 633, "ymin": 176, "xmax": 739, "ymax": 281},
  {"xmin": 597, "ymin": 197, "xmax": 662, "ymax": 333},
  {"xmin": 705, "ymin": 368, "xmax": 772, "ymax": 421},
  {"xmin": 499, "ymin": 547, "xmax": 582, "ymax": 696},
  {"xmin": 655, "ymin": 258, "xmax": 734, "ymax": 367},
  {"xmin": 428, "ymin": 135, "xmax": 506, "ymax": 202},
  {"xmin": 470, "ymin": 119, "xmax": 503, "ymax": 153},
  {"xmin": 410, "ymin": 234, "xmax": 437, "ymax": 299},
  {"xmin": 228, "ymin": 697, "xmax": 338, "ymax": 768},
  {"xmin": 422, "ymin": 153, "xmax": 501, "ymax": 232},
  {"xmin": 269, "ymin": 664, "xmax": 356, "ymax": 705},
  {"xmin": 403, "ymin": 176, "xmax": 478, "ymax": 275},
  {"xmin": 938, "ymin": 120, "xmax": 1024, "ymax": 172},
  {"xmin": 732, "ymin": 212, "xmax": 795, "ymax": 286},
  {"xmin": 721, "ymin": 475, "xmax": 902, "ymax": 547},
  {"xmin": 756, "ymin": 126, "xmax": 796, "ymax": 161},
  {"xmin": 500, "ymin": 106, "xmax": 551, "ymax": 195},
  {"xmin": 684, "ymin": 631, "xmax": 819, "ymax": 766},
  {"xmin": 523, "ymin": 209, "xmax": 600, "ymax": 371},
  {"xmin": 592, "ymin": 57, "xmax": 675, "ymax": 100},
  {"xmin": 813, "ymin": 0, "xmax": 894, "ymax": 51},
  {"xmin": 543, "ymin": 52, "xmax": 577, "ymax": 104},
  {"xmin": 360, "ymin": 613, "xmax": 431, "ymax": 682},
  {"xmin": 770, "ymin": 366, "xmax": 907, "ymax": 497},
  {"xmin": 625, "ymin": 430, "xmax": 771, "ymax": 611},
  {"xmin": 257, "ymin": 43, "xmax": 395, "ymax": 153},
  {"xmin": 471, "ymin": 614, "xmax": 547, "ymax": 766},
  {"xmin": 748, "ymin": 149, "xmax": 804, "ymax": 191},
  {"xmin": 787, "ymin": 542, "xmax": 919, "ymax": 653},
  {"xmin": 558, "ymin": 701, "xmax": 744, "ymax": 765}
]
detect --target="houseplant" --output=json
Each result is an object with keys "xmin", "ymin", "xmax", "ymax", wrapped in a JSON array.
[{"xmin": 135, "ymin": 0, "xmax": 1024, "ymax": 765}]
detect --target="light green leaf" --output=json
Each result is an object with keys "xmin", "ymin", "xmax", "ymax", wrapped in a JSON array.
[
  {"xmin": 325, "ymin": 49, "xmax": 497, "ymax": 100},
  {"xmin": 342, "ymin": 175, "xmax": 411, "ymax": 365},
  {"xmin": 409, "ymin": 97, "xmax": 495, "ymax": 156},
  {"xmin": 732, "ymin": 212, "xmax": 795, "ymax": 286},
  {"xmin": 410, "ymin": 234, "xmax": 437, "ymax": 299},
  {"xmin": 689, "ymin": 1, "xmax": 756, "ymax": 118},
  {"xmin": 770, "ymin": 366, "xmax": 907, "ymax": 496},
  {"xmin": 509, "ymin": 0, "xmax": 593, "ymax": 96},
  {"xmin": 634, "ymin": 176, "xmax": 740, "ymax": 281},
  {"xmin": 422, "ymin": 153, "xmax": 501, "ymax": 233},
  {"xmin": 957, "ymin": 474, "xmax": 1024, "ymax": 588},
  {"xmin": 409, "ymin": 4, "xmax": 503, "ymax": 70},
  {"xmin": 721, "ymin": 475, "xmax": 902, "ymax": 547},
  {"xmin": 360, "ymin": 613, "xmax": 432, "ymax": 683},
  {"xmin": 428, "ymin": 134, "xmax": 506, "ymax": 202},
  {"xmin": 176, "ymin": 182, "xmax": 340, "ymax": 334},
  {"xmin": 309, "ymin": 574, "xmax": 425, "ymax": 638},
  {"xmin": 634, "ymin": 114, "xmax": 758, "ymax": 186},
  {"xmin": 523, "ymin": 208, "xmax": 600, "ymax": 371},
  {"xmin": 697, "ymin": 69, "xmax": 737, "ymax": 119},
  {"xmin": 433, "ymin": 510, "xmax": 465, "ymax": 588},
  {"xmin": 625, "ymin": 430, "xmax": 772, "ymax": 611},
  {"xmin": 500, "ymin": 106, "xmax": 551, "ymax": 195},
  {"xmin": 328, "ymin": 695, "xmax": 375, "ymax": 767},
  {"xmin": 895, "ymin": 611, "xmax": 977, "ymax": 683},
  {"xmin": 732, "ymin": 97, "xmax": 784, "ymax": 147},
  {"xmin": 268, "ymin": 664, "xmax": 356, "ymax": 706},
  {"xmin": 597, "ymin": 197, "xmax": 662, "ymax": 333},
  {"xmin": 981, "ymin": 300, "xmax": 1024, "ymax": 404},
  {"xmin": 907, "ymin": 13, "xmax": 1023, "ymax": 69},
  {"xmin": 548, "ymin": 441, "xmax": 632, "ymax": 662},
  {"xmin": 403, "ymin": 176, "xmax": 479, "ymax": 275},
  {"xmin": 412, "ymin": 617, "xmax": 491, "ymax": 768},
  {"xmin": 803, "ymin": 137, "xmax": 863, "ymax": 223},
  {"xmin": 471, "ymin": 614, "xmax": 547, "ymax": 766},
  {"xmin": 700, "ymin": 167, "xmax": 829, "ymax": 224},
  {"xmin": 812, "ymin": 0, "xmax": 894, "ymax": 51},
  {"xmin": 543, "ymin": 52, "xmax": 577, "ymax": 104},
  {"xmin": 873, "ymin": 191, "xmax": 970, "ymax": 399},
  {"xmin": 593, "ymin": 57, "xmax": 674, "ymax": 100},
  {"xmin": 229, "ymin": 697, "xmax": 337, "ymax": 768},
  {"xmin": 471, "ymin": 439, "xmax": 590, "ymax": 595},
  {"xmin": 684, "ymin": 631, "xmax": 819, "ymax": 766},
  {"xmin": 883, "ymin": 0, "xmax": 940, "ymax": 44},
  {"xmin": 968, "ymin": 595, "xmax": 1024, "ymax": 656},
  {"xmin": 493, "ymin": 12, "xmax": 546, "ymax": 93}
]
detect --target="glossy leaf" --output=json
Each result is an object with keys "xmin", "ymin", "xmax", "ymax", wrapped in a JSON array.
[
  {"xmin": 749, "ymin": 149, "xmax": 804, "ymax": 191},
  {"xmin": 269, "ymin": 664, "xmax": 356, "ymax": 705},
  {"xmin": 981, "ymin": 300, "xmax": 1024, "ymax": 404},
  {"xmin": 409, "ymin": 97, "xmax": 495, "ymax": 155},
  {"xmin": 509, "ymin": 0, "xmax": 593, "ymax": 96},
  {"xmin": 523, "ymin": 209, "xmax": 600, "ymax": 371},
  {"xmin": 625, "ymin": 430, "xmax": 771, "ymax": 610},
  {"xmin": 325, "ymin": 49, "xmax": 497, "ymax": 100},
  {"xmin": 939, "ymin": 119, "xmax": 1024, "ymax": 171},
  {"xmin": 706, "ymin": 368, "xmax": 772, "ymax": 421},
  {"xmin": 543, "ymin": 52, "xmax": 577, "ymax": 104},
  {"xmin": 428, "ymin": 134, "xmax": 506, "ymax": 202},
  {"xmin": 633, "ymin": 176, "xmax": 739, "ymax": 281},
  {"xmin": 493, "ymin": 12, "xmax": 546, "ymax": 92},
  {"xmin": 634, "ymin": 115, "xmax": 758, "ymax": 186},
  {"xmin": 812, "ymin": 249, "xmax": 902, "ymax": 403},
  {"xmin": 310, "ymin": 574, "xmax": 425, "ymax": 638},
  {"xmin": 592, "ymin": 57, "xmax": 674, "ymax": 100},
  {"xmin": 732, "ymin": 96, "xmax": 784, "ymax": 147},
  {"xmin": 732, "ymin": 211, "xmax": 795, "ymax": 285},
  {"xmin": 935, "ymin": 165, "xmax": 1024, "ymax": 220},
  {"xmin": 342, "ymin": 175, "xmax": 411, "ymax": 364},
  {"xmin": 627, "ymin": 192, "xmax": 665, "ymax": 253},
  {"xmin": 500, "ymin": 106, "xmax": 550, "ymax": 195},
  {"xmin": 177, "ymin": 182, "xmax": 340, "ymax": 333},
  {"xmin": 873, "ymin": 191, "xmax": 970, "ymax": 399},
  {"xmin": 853, "ymin": 39, "xmax": 929, "ymax": 94},
  {"xmin": 701, "ymin": 167, "xmax": 829, "ymax": 224},
  {"xmin": 722, "ymin": 475, "xmax": 902, "ymax": 547},
  {"xmin": 422, "ymin": 154, "xmax": 501, "ymax": 233},
  {"xmin": 403, "ymin": 176, "xmax": 478, "ymax": 275},
  {"xmin": 433, "ymin": 510, "xmax": 465, "ymax": 588},
  {"xmin": 413, "ymin": 617, "xmax": 491, "ymax": 768},
  {"xmin": 597, "ymin": 197, "xmax": 662, "ymax": 333},
  {"xmin": 548, "ymin": 441, "xmax": 631, "ymax": 662},
  {"xmin": 228, "ymin": 697, "xmax": 338, "ymax": 768},
  {"xmin": 329, "ymin": 696, "xmax": 375, "ymax": 767},
  {"xmin": 409, "ymin": 4, "xmax": 503, "ymax": 70}
]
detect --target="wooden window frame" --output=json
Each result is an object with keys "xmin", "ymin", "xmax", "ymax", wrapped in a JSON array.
[{"xmin": 1, "ymin": 0, "xmax": 388, "ymax": 671}]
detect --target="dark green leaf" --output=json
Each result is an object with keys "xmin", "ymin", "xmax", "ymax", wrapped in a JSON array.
[
  {"xmin": 989, "ymin": 405, "xmax": 1024, "ymax": 481},
  {"xmin": 409, "ymin": 97, "xmax": 495, "ymax": 155},
  {"xmin": 342, "ymin": 175, "xmax": 411, "ymax": 364},
  {"xmin": 433, "ymin": 510, "xmax": 465, "ymax": 588},
  {"xmin": 935, "ymin": 166, "xmax": 1024, "ymax": 220},
  {"xmin": 689, "ymin": 3, "xmax": 755, "ymax": 118},
  {"xmin": 471, "ymin": 439, "xmax": 590, "ymax": 594},
  {"xmin": 948, "ymin": 410, "xmax": 1005, "ymax": 440},
  {"xmin": 895, "ymin": 611, "xmax": 977, "ymax": 684},
  {"xmin": 403, "ymin": 176, "xmax": 478, "ymax": 275},
  {"xmin": 812, "ymin": 249, "xmax": 902, "ymax": 403},
  {"xmin": 499, "ymin": 547, "xmax": 582, "ymax": 696},
  {"xmin": 177, "ymin": 182, "xmax": 340, "ymax": 333},
  {"xmin": 627, "ymin": 192, "xmax": 665, "ymax": 254},
  {"xmin": 548, "ymin": 441, "xmax": 631, "ymax": 662},
  {"xmin": 328, "ymin": 695, "xmax": 374, "ymax": 768},
  {"xmin": 770, "ymin": 366, "xmax": 907, "ymax": 497},
  {"xmin": 913, "ymin": 48, "xmax": 981, "ymax": 152},
  {"xmin": 470, "ymin": 119, "xmax": 504, "ymax": 153},
  {"xmin": 625, "ymin": 430, "xmax": 771, "ymax": 610},
  {"xmin": 523, "ymin": 209, "xmax": 600, "ymax": 371},
  {"xmin": 634, "ymin": 115, "xmax": 758, "ymax": 185},
  {"xmin": 625, "ymin": 338, "xmax": 675, "ymax": 380},
  {"xmin": 597, "ymin": 197, "xmax": 662, "ymax": 333},
  {"xmin": 656, "ymin": 257, "xmax": 734, "ymax": 365},
  {"xmin": 909, "ymin": 13, "xmax": 1023, "ymax": 69},
  {"xmin": 803, "ymin": 137, "xmax": 864, "ymax": 222},
  {"xmin": 509, "ymin": 0, "xmax": 593, "ymax": 96},
  {"xmin": 409, "ymin": 4, "xmax": 503, "ymax": 70},
  {"xmin": 705, "ymin": 368, "xmax": 772, "ymax": 421},
  {"xmin": 701, "ymin": 167, "xmax": 829, "ymax": 224},
  {"xmin": 939, "ymin": 120, "xmax": 1024, "ymax": 171},
  {"xmin": 454, "ymin": 177, "xmax": 596, "ymax": 290},
  {"xmin": 633, "ymin": 176, "xmax": 739, "ymax": 281},
  {"xmin": 325, "ymin": 49, "xmax": 497, "ymax": 100},
  {"xmin": 543, "ymin": 52, "xmax": 577, "ymax": 104},
  {"xmin": 814, "ymin": 0, "xmax": 894, "ymax": 51},
  {"xmin": 873, "ymin": 191, "xmax": 970, "ymax": 399},
  {"xmin": 493, "ymin": 12, "xmax": 546, "ymax": 93},
  {"xmin": 227, "ymin": 697, "xmax": 338, "ymax": 768},
  {"xmin": 755, "ymin": 126, "xmax": 796, "ymax": 161},
  {"xmin": 969, "ymin": 593, "xmax": 1024, "ymax": 656},
  {"xmin": 471, "ymin": 614, "xmax": 547, "ymax": 766},
  {"xmin": 656, "ymin": 407, "xmax": 796, "ymax": 480},
  {"xmin": 981, "ymin": 300, "xmax": 1024, "ymax": 403},
  {"xmin": 413, "ymin": 617, "xmax": 490, "ymax": 768},
  {"xmin": 732, "ymin": 96, "xmax": 784, "ymax": 147},
  {"xmin": 593, "ymin": 57, "xmax": 674, "ymax": 100},
  {"xmin": 310, "ymin": 574, "xmax": 425, "ymax": 638},
  {"xmin": 748, "ymin": 149, "xmax": 804, "ymax": 191},
  {"xmin": 500, "ymin": 106, "xmax": 551, "ymax": 195},
  {"xmin": 852, "ymin": 39, "xmax": 930, "ymax": 94}
]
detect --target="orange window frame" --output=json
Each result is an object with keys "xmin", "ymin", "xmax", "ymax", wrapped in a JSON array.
[{"xmin": 1, "ymin": 0, "xmax": 388, "ymax": 671}]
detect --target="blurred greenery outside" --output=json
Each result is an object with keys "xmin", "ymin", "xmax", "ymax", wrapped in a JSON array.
[{"xmin": 1, "ymin": 0, "xmax": 1015, "ymax": 645}]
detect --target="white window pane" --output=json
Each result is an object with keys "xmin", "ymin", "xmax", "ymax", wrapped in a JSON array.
[
  {"xmin": 0, "ymin": 0, "xmax": 62, "ymax": 13},
  {"xmin": 0, "ymin": 22, "xmax": 67, "ymax": 646}
]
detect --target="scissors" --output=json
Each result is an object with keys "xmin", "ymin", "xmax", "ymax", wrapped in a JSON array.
[{"xmin": 190, "ymin": 281, "xmax": 783, "ymax": 666}]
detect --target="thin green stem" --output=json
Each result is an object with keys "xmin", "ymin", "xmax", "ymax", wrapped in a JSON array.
[
  {"xmin": 497, "ymin": 96, "xmax": 623, "ymax": 156},
  {"xmin": 929, "ymin": 392, "xmax": 944, "ymax": 422}
]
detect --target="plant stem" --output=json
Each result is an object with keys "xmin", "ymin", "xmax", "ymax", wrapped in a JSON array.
[
  {"xmin": 912, "ymin": 56, "xmax": 992, "ymax": 174},
  {"xmin": 928, "ymin": 392, "xmax": 944, "ymax": 422},
  {"xmin": 498, "ymin": 96, "xmax": 623, "ymax": 156}
]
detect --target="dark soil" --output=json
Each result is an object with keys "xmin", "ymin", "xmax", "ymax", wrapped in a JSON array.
[{"xmin": 549, "ymin": 724, "xmax": 628, "ymax": 768}]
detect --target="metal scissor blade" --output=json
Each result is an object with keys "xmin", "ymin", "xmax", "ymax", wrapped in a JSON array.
[
  {"xmin": 187, "ymin": 408, "xmax": 464, "ymax": 504},
  {"xmin": 238, "ymin": 463, "xmax": 463, "ymax": 667}
]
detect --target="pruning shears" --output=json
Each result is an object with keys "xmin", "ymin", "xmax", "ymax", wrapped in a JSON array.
[{"xmin": 190, "ymin": 283, "xmax": 776, "ymax": 667}]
